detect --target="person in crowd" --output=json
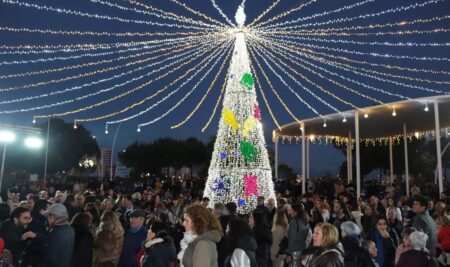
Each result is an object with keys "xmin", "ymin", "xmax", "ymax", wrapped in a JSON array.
[
  {"xmin": 100, "ymin": 198, "xmax": 112, "ymax": 213},
  {"xmin": 302, "ymin": 223, "xmax": 343, "ymax": 267},
  {"xmin": 95, "ymin": 210, "xmax": 124, "ymax": 266},
  {"xmin": 119, "ymin": 195, "xmax": 135, "ymax": 230},
  {"xmin": 0, "ymin": 203, "xmax": 11, "ymax": 222},
  {"xmin": 387, "ymin": 208, "xmax": 403, "ymax": 241},
  {"xmin": 255, "ymin": 196, "xmax": 270, "ymax": 217},
  {"xmin": 181, "ymin": 204, "xmax": 222, "ymax": 267},
  {"xmin": 141, "ymin": 220, "xmax": 176, "ymax": 267},
  {"xmin": 71, "ymin": 212, "xmax": 93, "ymax": 267},
  {"xmin": 386, "ymin": 197, "xmax": 402, "ymax": 222},
  {"xmin": 370, "ymin": 195, "xmax": 386, "ymax": 215},
  {"xmin": 395, "ymin": 227, "xmax": 417, "ymax": 264},
  {"xmin": 219, "ymin": 202, "xmax": 238, "ymax": 236},
  {"xmin": 223, "ymin": 217, "xmax": 257, "ymax": 267},
  {"xmin": 92, "ymin": 230, "xmax": 120, "ymax": 267},
  {"xmin": 63, "ymin": 194, "xmax": 80, "ymax": 220},
  {"xmin": 433, "ymin": 201, "xmax": 446, "ymax": 217},
  {"xmin": 396, "ymin": 231, "xmax": 439, "ymax": 267},
  {"xmin": 411, "ymin": 195, "xmax": 437, "ymax": 256},
  {"xmin": 177, "ymin": 227, "xmax": 197, "ymax": 267},
  {"xmin": 249, "ymin": 209, "xmax": 272, "ymax": 267},
  {"xmin": 367, "ymin": 215, "xmax": 397, "ymax": 267},
  {"xmin": 362, "ymin": 204, "xmax": 379, "ymax": 238},
  {"xmin": 285, "ymin": 204, "xmax": 312, "ymax": 266},
  {"xmin": 270, "ymin": 207, "xmax": 288, "ymax": 267},
  {"xmin": 341, "ymin": 221, "xmax": 375, "ymax": 267},
  {"xmin": 332, "ymin": 201, "xmax": 351, "ymax": 234},
  {"xmin": 437, "ymin": 214, "xmax": 450, "ymax": 266},
  {"xmin": 311, "ymin": 199, "xmax": 330, "ymax": 229},
  {"xmin": 118, "ymin": 209, "xmax": 148, "ymax": 267},
  {"xmin": 306, "ymin": 248, "xmax": 344, "ymax": 267},
  {"xmin": 363, "ymin": 240, "xmax": 379, "ymax": 267},
  {"xmin": 0, "ymin": 207, "xmax": 32, "ymax": 266},
  {"xmin": 267, "ymin": 198, "xmax": 276, "ymax": 226}
]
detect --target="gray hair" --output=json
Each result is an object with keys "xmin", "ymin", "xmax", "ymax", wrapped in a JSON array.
[
  {"xmin": 341, "ymin": 221, "xmax": 361, "ymax": 237},
  {"xmin": 409, "ymin": 231, "xmax": 428, "ymax": 250}
]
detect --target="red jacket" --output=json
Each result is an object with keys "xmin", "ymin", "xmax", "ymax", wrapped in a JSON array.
[{"xmin": 438, "ymin": 226, "xmax": 450, "ymax": 251}]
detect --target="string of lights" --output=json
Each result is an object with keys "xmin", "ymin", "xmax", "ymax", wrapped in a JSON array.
[
  {"xmin": 257, "ymin": 0, "xmax": 375, "ymax": 30},
  {"xmin": 263, "ymin": 35, "xmax": 450, "ymax": 62},
  {"xmin": 169, "ymin": 0, "xmax": 229, "ymax": 28},
  {"xmin": 251, "ymin": 43, "xmax": 347, "ymax": 114},
  {"xmin": 142, "ymin": 45, "xmax": 233, "ymax": 128},
  {"xmin": 246, "ymin": 0, "xmax": 281, "ymax": 27},
  {"xmin": 248, "ymin": 47, "xmax": 299, "ymax": 123},
  {"xmin": 90, "ymin": 0, "xmax": 222, "ymax": 29},
  {"xmin": 0, "ymin": 41, "xmax": 209, "ymax": 79},
  {"xmin": 288, "ymin": 46, "xmax": 449, "ymax": 94},
  {"xmin": 201, "ymin": 70, "xmax": 229, "ymax": 132},
  {"xmin": 1, "ymin": 0, "xmax": 221, "ymax": 31},
  {"xmin": 250, "ymin": 0, "xmax": 317, "ymax": 28},
  {"xmin": 0, "ymin": 25, "xmax": 217, "ymax": 37},
  {"xmin": 0, "ymin": 41, "xmax": 218, "ymax": 97},
  {"xmin": 264, "ymin": 40, "xmax": 410, "ymax": 100},
  {"xmin": 125, "ymin": 0, "xmax": 226, "ymax": 30},
  {"xmin": 259, "ymin": 0, "xmax": 444, "ymax": 31},
  {"xmin": 247, "ymin": 42, "xmax": 323, "ymax": 118},
  {"xmin": 210, "ymin": 0, "xmax": 235, "ymax": 27},
  {"xmin": 0, "ymin": 40, "xmax": 211, "ymax": 92},
  {"xmin": 264, "ymin": 28, "xmax": 450, "ymax": 37},
  {"xmin": 171, "ymin": 45, "xmax": 233, "ymax": 129},
  {"xmin": 262, "ymin": 15, "xmax": 450, "ymax": 33},
  {"xmin": 255, "ymin": 42, "xmax": 360, "ymax": 110},
  {"xmin": 254, "ymin": 39, "xmax": 384, "ymax": 105},
  {"xmin": 2, "ymin": 41, "xmax": 219, "ymax": 111},
  {"xmin": 71, "ymin": 41, "xmax": 231, "ymax": 123},
  {"xmin": 259, "ymin": 33, "xmax": 450, "ymax": 48}
]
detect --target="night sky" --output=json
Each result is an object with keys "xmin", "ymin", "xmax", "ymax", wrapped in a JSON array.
[{"xmin": 0, "ymin": 0, "xmax": 448, "ymax": 177}]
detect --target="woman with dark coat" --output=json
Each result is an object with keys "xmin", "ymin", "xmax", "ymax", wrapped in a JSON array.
[
  {"xmin": 141, "ymin": 220, "xmax": 176, "ymax": 267},
  {"xmin": 367, "ymin": 215, "xmax": 397, "ymax": 267},
  {"xmin": 249, "ymin": 210, "xmax": 272, "ymax": 267},
  {"xmin": 340, "ymin": 221, "xmax": 375, "ymax": 267},
  {"xmin": 70, "ymin": 212, "xmax": 93, "ymax": 267},
  {"xmin": 224, "ymin": 217, "xmax": 258, "ymax": 267}
]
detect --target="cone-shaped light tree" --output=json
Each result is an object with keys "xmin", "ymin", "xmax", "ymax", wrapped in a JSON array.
[{"xmin": 204, "ymin": 6, "xmax": 276, "ymax": 214}]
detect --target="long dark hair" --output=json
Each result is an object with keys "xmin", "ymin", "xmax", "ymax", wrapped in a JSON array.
[
  {"xmin": 252, "ymin": 210, "xmax": 269, "ymax": 231},
  {"xmin": 292, "ymin": 203, "xmax": 309, "ymax": 224},
  {"xmin": 225, "ymin": 217, "xmax": 253, "ymax": 254},
  {"xmin": 71, "ymin": 212, "xmax": 92, "ymax": 236}
]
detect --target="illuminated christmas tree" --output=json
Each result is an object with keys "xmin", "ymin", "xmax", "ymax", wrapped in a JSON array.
[{"xmin": 203, "ymin": 6, "xmax": 276, "ymax": 214}]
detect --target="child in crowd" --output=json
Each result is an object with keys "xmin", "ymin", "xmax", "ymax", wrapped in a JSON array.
[{"xmin": 364, "ymin": 239, "xmax": 379, "ymax": 267}]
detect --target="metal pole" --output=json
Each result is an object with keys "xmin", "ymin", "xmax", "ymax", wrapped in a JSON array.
[
  {"xmin": 43, "ymin": 119, "xmax": 50, "ymax": 188},
  {"xmin": 0, "ymin": 144, "xmax": 7, "ymax": 193},
  {"xmin": 301, "ymin": 123, "xmax": 306, "ymax": 195},
  {"xmin": 275, "ymin": 140, "xmax": 279, "ymax": 179},
  {"xmin": 403, "ymin": 124, "xmax": 410, "ymax": 198},
  {"xmin": 389, "ymin": 137, "xmax": 394, "ymax": 184},
  {"xmin": 306, "ymin": 138, "xmax": 310, "ymax": 180},
  {"xmin": 434, "ymin": 100, "xmax": 443, "ymax": 193},
  {"xmin": 349, "ymin": 131, "xmax": 353, "ymax": 183},
  {"xmin": 110, "ymin": 122, "xmax": 122, "ymax": 180},
  {"xmin": 355, "ymin": 111, "xmax": 361, "ymax": 199},
  {"xmin": 347, "ymin": 131, "xmax": 352, "ymax": 184}
]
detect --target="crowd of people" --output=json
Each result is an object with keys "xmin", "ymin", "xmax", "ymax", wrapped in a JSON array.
[{"xmin": 0, "ymin": 175, "xmax": 448, "ymax": 267}]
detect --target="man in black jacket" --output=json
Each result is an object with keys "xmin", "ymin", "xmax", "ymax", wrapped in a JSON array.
[{"xmin": 0, "ymin": 207, "xmax": 32, "ymax": 266}]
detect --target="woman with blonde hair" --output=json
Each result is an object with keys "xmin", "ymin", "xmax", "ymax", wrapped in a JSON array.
[
  {"xmin": 93, "ymin": 211, "xmax": 125, "ymax": 266},
  {"xmin": 181, "ymin": 204, "xmax": 223, "ymax": 267},
  {"xmin": 271, "ymin": 207, "xmax": 289, "ymax": 267},
  {"xmin": 302, "ymin": 223, "xmax": 343, "ymax": 267}
]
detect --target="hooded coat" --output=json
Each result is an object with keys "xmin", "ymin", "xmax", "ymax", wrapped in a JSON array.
[
  {"xmin": 182, "ymin": 230, "xmax": 221, "ymax": 267},
  {"xmin": 141, "ymin": 234, "xmax": 176, "ymax": 267}
]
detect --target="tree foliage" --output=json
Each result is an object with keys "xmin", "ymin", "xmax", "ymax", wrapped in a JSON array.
[
  {"xmin": 118, "ymin": 137, "xmax": 212, "ymax": 178},
  {"xmin": 5, "ymin": 119, "xmax": 99, "ymax": 175}
]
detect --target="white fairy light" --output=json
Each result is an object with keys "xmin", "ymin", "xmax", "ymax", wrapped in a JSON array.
[{"xmin": 235, "ymin": 5, "xmax": 246, "ymax": 29}]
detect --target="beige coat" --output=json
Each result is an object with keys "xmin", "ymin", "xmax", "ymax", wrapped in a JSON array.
[{"xmin": 271, "ymin": 224, "xmax": 287, "ymax": 260}]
